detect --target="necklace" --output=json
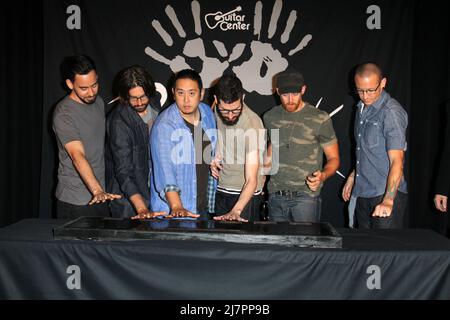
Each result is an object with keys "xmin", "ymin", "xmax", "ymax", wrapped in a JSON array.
[{"xmin": 282, "ymin": 103, "xmax": 304, "ymax": 148}]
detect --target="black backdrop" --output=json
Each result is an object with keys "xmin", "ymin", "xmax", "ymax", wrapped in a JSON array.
[{"xmin": 0, "ymin": 0, "xmax": 449, "ymax": 232}]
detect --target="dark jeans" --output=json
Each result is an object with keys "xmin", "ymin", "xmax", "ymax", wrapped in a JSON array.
[
  {"xmin": 56, "ymin": 199, "xmax": 110, "ymax": 219},
  {"xmin": 268, "ymin": 192, "xmax": 321, "ymax": 223},
  {"xmin": 214, "ymin": 191, "xmax": 262, "ymax": 222},
  {"xmin": 355, "ymin": 191, "xmax": 408, "ymax": 229}
]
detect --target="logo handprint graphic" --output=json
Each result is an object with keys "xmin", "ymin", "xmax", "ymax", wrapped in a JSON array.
[
  {"xmin": 145, "ymin": 0, "xmax": 312, "ymax": 95},
  {"xmin": 145, "ymin": 1, "xmax": 245, "ymax": 88},
  {"xmin": 233, "ymin": 0, "xmax": 312, "ymax": 94}
]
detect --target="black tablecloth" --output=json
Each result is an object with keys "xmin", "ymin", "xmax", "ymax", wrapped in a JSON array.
[{"xmin": 1, "ymin": 219, "xmax": 450, "ymax": 299}]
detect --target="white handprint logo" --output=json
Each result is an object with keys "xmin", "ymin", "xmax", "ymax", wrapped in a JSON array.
[
  {"xmin": 145, "ymin": 1, "xmax": 246, "ymax": 88},
  {"xmin": 145, "ymin": 0, "xmax": 312, "ymax": 95},
  {"xmin": 233, "ymin": 0, "xmax": 312, "ymax": 95}
]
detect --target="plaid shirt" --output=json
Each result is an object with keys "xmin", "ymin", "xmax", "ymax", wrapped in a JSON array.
[
  {"xmin": 150, "ymin": 102, "xmax": 217, "ymax": 213},
  {"xmin": 206, "ymin": 174, "xmax": 216, "ymax": 213}
]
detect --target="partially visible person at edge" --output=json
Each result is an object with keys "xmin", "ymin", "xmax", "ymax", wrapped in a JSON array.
[{"xmin": 434, "ymin": 100, "xmax": 450, "ymax": 235}]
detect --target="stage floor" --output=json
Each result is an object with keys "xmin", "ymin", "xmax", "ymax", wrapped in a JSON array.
[{"xmin": 1, "ymin": 219, "xmax": 450, "ymax": 299}]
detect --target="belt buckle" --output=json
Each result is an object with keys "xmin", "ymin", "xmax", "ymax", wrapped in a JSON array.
[
  {"xmin": 287, "ymin": 190, "xmax": 298, "ymax": 197},
  {"xmin": 275, "ymin": 190, "xmax": 294, "ymax": 196}
]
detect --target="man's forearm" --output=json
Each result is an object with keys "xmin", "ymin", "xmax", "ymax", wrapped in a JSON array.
[
  {"xmin": 262, "ymin": 143, "xmax": 272, "ymax": 173},
  {"xmin": 383, "ymin": 160, "xmax": 403, "ymax": 203},
  {"xmin": 165, "ymin": 191, "xmax": 183, "ymax": 210},
  {"xmin": 321, "ymin": 158, "xmax": 340, "ymax": 181},
  {"xmin": 129, "ymin": 194, "xmax": 149, "ymax": 213},
  {"xmin": 72, "ymin": 155, "xmax": 103, "ymax": 195},
  {"xmin": 321, "ymin": 143, "xmax": 340, "ymax": 182},
  {"xmin": 234, "ymin": 148, "xmax": 260, "ymax": 214},
  {"xmin": 348, "ymin": 170, "xmax": 355, "ymax": 179},
  {"xmin": 231, "ymin": 179, "xmax": 258, "ymax": 214}
]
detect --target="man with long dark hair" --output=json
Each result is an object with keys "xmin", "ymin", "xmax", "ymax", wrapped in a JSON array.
[{"xmin": 106, "ymin": 65, "xmax": 165, "ymax": 219}]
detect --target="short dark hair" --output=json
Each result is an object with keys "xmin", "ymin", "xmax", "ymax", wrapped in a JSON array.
[
  {"xmin": 173, "ymin": 69, "xmax": 203, "ymax": 90},
  {"xmin": 61, "ymin": 54, "xmax": 96, "ymax": 82},
  {"xmin": 117, "ymin": 65, "xmax": 156, "ymax": 101},
  {"xmin": 215, "ymin": 74, "xmax": 244, "ymax": 103},
  {"xmin": 355, "ymin": 62, "xmax": 384, "ymax": 79}
]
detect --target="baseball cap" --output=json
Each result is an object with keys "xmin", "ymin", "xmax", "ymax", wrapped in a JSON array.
[{"xmin": 276, "ymin": 69, "xmax": 305, "ymax": 94}]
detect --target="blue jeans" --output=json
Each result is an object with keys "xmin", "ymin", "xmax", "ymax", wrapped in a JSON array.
[{"xmin": 268, "ymin": 192, "xmax": 322, "ymax": 223}]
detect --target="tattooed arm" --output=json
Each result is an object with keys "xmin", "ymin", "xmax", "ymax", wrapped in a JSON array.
[{"xmin": 372, "ymin": 150, "xmax": 405, "ymax": 218}]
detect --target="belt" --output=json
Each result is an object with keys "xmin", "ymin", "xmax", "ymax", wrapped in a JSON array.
[{"xmin": 273, "ymin": 190, "xmax": 304, "ymax": 196}]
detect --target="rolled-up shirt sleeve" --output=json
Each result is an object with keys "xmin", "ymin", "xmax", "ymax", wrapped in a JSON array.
[
  {"xmin": 150, "ymin": 123, "xmax": 180, "ymax": 199},
  {"xmin": 383, "ymin": 105, "xmax": 408, "ymax": 151}
]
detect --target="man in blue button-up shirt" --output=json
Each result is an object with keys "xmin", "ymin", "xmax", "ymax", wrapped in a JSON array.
[
  {"xmin": 150, "ymin": 69, "xmax": 217, "ymax": 218},
  {"xmin": 342, "ymin": 62, "xmax": 408, "ymax": 229}
]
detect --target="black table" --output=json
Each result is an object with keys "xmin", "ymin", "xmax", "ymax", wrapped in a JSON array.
[{"xmin": 1, "ymin": 219, "xmax": 450, "ymax": 299}]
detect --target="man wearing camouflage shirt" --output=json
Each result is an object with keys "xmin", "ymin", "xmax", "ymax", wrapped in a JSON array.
[{"xmin": 263, "ymin": 70, "xmax": 340, "ymax": 222}]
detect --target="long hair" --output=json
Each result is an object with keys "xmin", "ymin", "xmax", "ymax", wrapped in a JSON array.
[{"xmin": 117, "ymin": 65, "xmax": 156, "ymax": 102}]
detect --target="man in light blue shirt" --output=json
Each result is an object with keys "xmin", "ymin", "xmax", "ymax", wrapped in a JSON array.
[
  {"xmin": 150, "ymin": 69, "xmax": 217, "ymax": 218},
  {"xmin": 342, "ymin": 62, "xmax": 408, "ymax": 229}
]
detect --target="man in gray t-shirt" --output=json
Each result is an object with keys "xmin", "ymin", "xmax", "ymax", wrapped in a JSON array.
[{"xmin": 53, "ymin": 55, "xmax": 120, "ymax": 219}]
